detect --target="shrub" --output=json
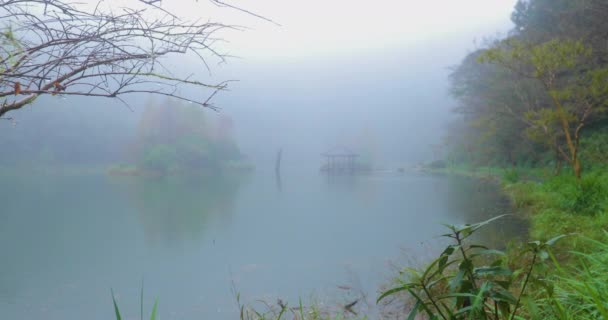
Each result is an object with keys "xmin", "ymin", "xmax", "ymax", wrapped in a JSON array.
[
  {"xmin": 377, "ymin": 215, "xmax": 565, "ymax": 320},
  {"xmin": 543, "ymin": 173, "xmax": 608, "ymax": 216}
]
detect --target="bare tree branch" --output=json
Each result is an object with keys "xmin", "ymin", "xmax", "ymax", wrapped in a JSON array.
[
  {"xmin": 0, "ymin": 0, "xmax": 240, "ymax": 117},
  {"xmin": 210, "ymin": 0, "xmax": 281, "ymax": 26}
]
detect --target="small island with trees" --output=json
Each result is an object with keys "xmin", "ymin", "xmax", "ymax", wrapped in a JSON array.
[{"xmin": 109, "ymin": 99, "xmax": 253, "ymax": 178}]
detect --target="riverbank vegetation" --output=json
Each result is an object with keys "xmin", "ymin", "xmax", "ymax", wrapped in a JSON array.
[
  {"xmin": 443, "ymin": 0, "xmax": 608, "ymax": 247},
  {"xmin": 407, "ymin": 0, "xmax": 608, "ymax": 319}
]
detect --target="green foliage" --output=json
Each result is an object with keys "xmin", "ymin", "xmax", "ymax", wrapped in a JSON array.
[
  {"xmin": 111, "ymin": 289, "xmax": 158, "ymax": 320},
  {"xmin": 499, "ymin": 170, "xmax": 608, "ymax": 249},
  {"xmin": 502, "ymin": 168, "xmax": 520, "ymax": 184},
  {"xmin": 112, "ymin": 289, "xmax": 122, "ymax": 320},
  {"xmin": 377, "ymin": 215, "xmax": 564, "ymax": 320},
  {"xmin": 140, "ymin": 144, "xmax": 177, "ymax": 173},
  {"xmin": 540, "ymin": 172, "xmax": 608, "ymax": 216},
  {"xmin": 579, "ymin": 127, "xmax": 608, "ymax": 169},
  {"xmin": 478, "ymin": 38, "xmax": 591, "ymax": 79},
  {"xmin": 449, "ymin": 0, "xmax": 608, "ymax": 177},
  {"xmin": 133, "ymin": 98, "xmax": 250, "ymax": 175},
  {"xmin": 532, "ymin": 234, "xmax": 608, "ymax": 320},
  {"xmin": 564, "ymin": 175, "xmax": 606, "ymax": 216}
]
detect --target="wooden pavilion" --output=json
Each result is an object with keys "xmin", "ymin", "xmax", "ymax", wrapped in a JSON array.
[{"xmin": 320, "ymin": 147, "xmax": 359, "ymax": 174}]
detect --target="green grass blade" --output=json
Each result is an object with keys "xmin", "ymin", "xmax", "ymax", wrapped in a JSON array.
[
  {"xmin": 140, "ymin": 280, "xmax": 144, "ymax": 320},
  {"xmin": 111, "ymin": 289, "xmax": 122, "ymax": 320},
  {"xmin": 149, "ymin": 298, "xmax": 158, "ymax": 320}
]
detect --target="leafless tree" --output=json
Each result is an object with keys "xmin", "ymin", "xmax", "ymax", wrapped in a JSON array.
[{"xmin": 0, "ymin": 0, "xmax": 240, "ymax": 118}]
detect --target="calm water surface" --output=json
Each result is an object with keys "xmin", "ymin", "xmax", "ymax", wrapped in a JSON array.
[{"xmin": 0, "ymin": 169, "xmax": 526, "ymax": 319}]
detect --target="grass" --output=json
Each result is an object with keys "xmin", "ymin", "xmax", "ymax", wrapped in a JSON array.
[
  {"xmin": 111, "ymin": 284, "xmax": 158, "ymax": 320},
  {"xmin": 528, "ymin": 233, "xmax": 608, "ymax": 319},
  {"xmin": 233, "ymin": 292, "xmax": 368, "ymax": 320},
  {"xmin": 427, "ymin": 163, "xmax": 608, "ymax": 250},
  {"xmin": 408, "ymin": 162, "xmax": 608, "ymax": 319},
  {"xmin": 502, "ymin": 169, "xmax": 608, "ymax": 249}
]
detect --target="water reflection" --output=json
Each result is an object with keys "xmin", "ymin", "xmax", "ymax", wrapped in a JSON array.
[
  {"xmin": 443, "ymin": 175, "xmax": 528, "ymax": 248},
  {"xmin": 118, "ymin": 174, "xmax": 249, "ymax": 246},
  {"xmin": 0, "ymin": 171, "xmax": 528, "ymax": 320}
]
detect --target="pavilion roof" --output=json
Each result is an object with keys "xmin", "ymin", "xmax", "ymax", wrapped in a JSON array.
[{"xmin": 321, "ymin": 146, "xmax": 359, "ymax": 157}]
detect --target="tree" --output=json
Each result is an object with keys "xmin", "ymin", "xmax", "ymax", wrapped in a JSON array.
[
  {"xmin": 480, "ymin": 38, "xmax": 608, "ymax": 178},
  {"xmin": 447, "ymin": 0, "xmax": 608, "ymax": 176},
  {"xmin": 133, "ymin": 98, "xmax": 245, "ymax": 175},
  {"xmin": 0, "ymin": 0, "xmax": 237, "ymax": 118},
  {"xmin": 449, "ymin": 49, "xmax": 546, "ymax": 167}
]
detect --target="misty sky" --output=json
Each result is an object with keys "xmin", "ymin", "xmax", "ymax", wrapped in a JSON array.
[
  {"xmin": 163, "ymin": 0, "xmax": 517, "ymax": 60},
  {"xmin": 201, "ymin": 0, "xmax": 520, "ymax": 168},
  {"xmin": 4, "ymin": 0, "xmax": 521, "ymax": 170}
]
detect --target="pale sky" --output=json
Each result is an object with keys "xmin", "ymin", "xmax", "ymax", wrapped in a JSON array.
[{"xmin": 162, "ymin": 0, "xmax": 519, "ymax": 61}]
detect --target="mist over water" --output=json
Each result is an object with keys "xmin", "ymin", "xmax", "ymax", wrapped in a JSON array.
[
  {"xmin": 0, "ymin": 169, "xmax": 525, "ymax": 320},
  {"xmin": 0, "ymin": 0, "xmax": 525, "ymax": 319}
]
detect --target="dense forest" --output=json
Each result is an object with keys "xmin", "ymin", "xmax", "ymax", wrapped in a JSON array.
[{"xmin": 447, "ymin": 0, "xmax": 608, "ymax": 178}]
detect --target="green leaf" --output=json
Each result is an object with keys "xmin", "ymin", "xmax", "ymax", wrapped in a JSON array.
[
  {"xmin": 545, "ymin": 234, "xmax": 570, "ymax": 246},
  {"xmin": 471, "ymin": 282, "xmax": 491, "ymax": 315},
  {"xmin": 377, "ymin": 284, "xmax": 413, "ymax": 303},
  {"xmin": 437, "ymin": 292, "xmax": 477, "ymax": 300},
  {"xmin": 449, "ymin": 269, "xmax": 466, "ymax": 292},
  {"xmin": 469, "ymin": 244, "xmax": 490, "ymax": 250},
  {"xmin": 539, "ymin": 250, "xmax": 549, "ymax": 261},
  {"xmin": 401, "ymin": 267, "xmax": 422, "ymax": 278},
  {"xmin": 495, "ymin": 280, "xmax": 513, "ymax": 290},
  {"xmin": 489, "ymin": 288, "xmax": 517, "ymax": 304},
  {"xmin": 468, "ymin": 214, "xmax": 509, "ymax": 233},
  {"xmin": 474, "ymin": 266, "xmax": 512, "ymax": 277},
  {"xmin": 149, "ymin": 299, "xmax": 158, "ymax": 320},
  {"xmin": 459, "ymin": 258, "xmax": 473, "ymax": 272},
  {"xmin": 111, "ymin": 289, "xmax": 122, "ymax": 320},
  {"xmin": 498, "ymin": 301, "xmax": 511, "ymax": 317},
  {"xmin": 527, "ymin": 240, "xmax": 541, "ymax": 250},
  {"xmin": 407, "ymin": 300, "xmax": 421, "ymax": 320}
]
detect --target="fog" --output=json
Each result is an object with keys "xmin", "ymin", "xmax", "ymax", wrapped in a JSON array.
[
  {"xmin": 0, "ymin": 2, "xmax": 527, "ymax": 319},
  {"xmin": 1, "ymin": 1, "xmax": 516, "ymax": 171}
]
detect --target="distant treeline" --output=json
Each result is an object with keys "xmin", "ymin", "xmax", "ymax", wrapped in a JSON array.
[
  {"xmin": 447, "ymin": 0, "xmax": 608, "ymax": 178},
  {"xmin": 0, "ymin": 96, "xmax": 250, "ymax": 174}
]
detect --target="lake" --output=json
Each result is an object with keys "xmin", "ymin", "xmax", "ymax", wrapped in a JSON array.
[{"xmin": 0, "ymin": 169, "xmax": 526, "ymax": 319}]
